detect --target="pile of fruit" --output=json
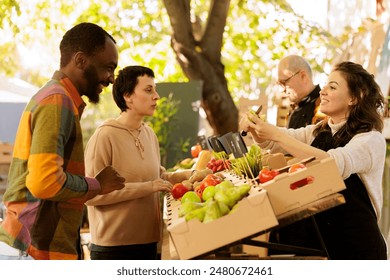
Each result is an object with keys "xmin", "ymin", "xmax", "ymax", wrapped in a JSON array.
[
  {"xmin": 169, "ymin": 163, "xmax": 252, "ymax": 224},
  {"xmin": 171, "ymin": 168, "xmax": 218, "ymax": 199},
  {"xmin": 178, "ymin": 180, "xmax": 251, "ymax": 223}
]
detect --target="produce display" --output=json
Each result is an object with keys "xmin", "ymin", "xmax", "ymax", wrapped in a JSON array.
[
  {"xmin": 168, "ymin": 142, "xmax": 321, "ymax": 225},
  {"xmin": 165, "ymin": 137, "xmax": 347, "ymax": 259}
]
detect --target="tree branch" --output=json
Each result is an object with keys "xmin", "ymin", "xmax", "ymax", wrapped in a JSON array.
[
  {"xmin": 201, "ymin": 0, "xmax": 230, "ymax": 62},
  {"xmin": 163, "ymin": 0, "xmax": 196, "ymax": 49}
]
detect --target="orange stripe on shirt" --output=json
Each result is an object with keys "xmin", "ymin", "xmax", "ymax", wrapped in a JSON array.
[
  {"xmin": 12, "ymin": 112, "xmax": 32, "ymax": 160},
  {"xmin": 26, "ymin": 153, "xmax": 66, "ymax": 199}
]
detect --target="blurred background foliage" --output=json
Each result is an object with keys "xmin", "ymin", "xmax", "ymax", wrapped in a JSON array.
[
  {"xmin": 0, "ymin": 0, "xmax": 349, "ymax": 92},
  {"xmin": 0, "ymin": 0, "xmax": 386, "ymax": 166}
]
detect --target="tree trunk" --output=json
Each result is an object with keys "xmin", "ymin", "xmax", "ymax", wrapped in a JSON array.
[{"xmin": 163, "ymin": 0, "xmax": 238, "ymax": 135}]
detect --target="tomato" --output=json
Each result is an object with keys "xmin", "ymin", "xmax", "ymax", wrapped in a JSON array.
[
  {"xmin": 288, "ymin": 163, "xmax": 306, "ymax": 173},
  {"xmin": 258, "ymin": 168, "xmax": 280, "ymax": 183},
  {"xmin": 190, "ymin": 144, "xmax": 202, "ymax": 158},
  {"xmin": 171, "ymin": 183, "xmax": 189, "ymax": 199},
  {"xmin": 194, "ymin": 185, "xmax": 204, "ymax": 201},
  {"xmin": 202, "ymin": 174, "xmax": 223, "ymax": 187}
]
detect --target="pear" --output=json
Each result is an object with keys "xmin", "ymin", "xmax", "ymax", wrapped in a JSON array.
[
  {"xmin": 227, "ymin": 187, "xmax": 242, "ymax": 201},
  {"xmin": 203, "ymin": 200, "xmax": 222, "ymax": 223},
  {"xmin": 214, "ymin": 190, "xmax": 235, "ymax": 208},
  {"xmin": 215, "ymin": 180, "xmax": 234, "ymax": 193},
  {"xmin": 229, "ymin": 203, "xmax": 240, "ymax": 214},
  {"xmin": 202, "ymin": 185, "xmax": 216, "ymax": 201},
  {"xmin": 178, "ymin": 201, "xmax": 204, "ymax": 217},
  {"xmin": 217, "ymin": 201, "xmax": 230, "ymax": 216},
  {"xmin": 185, "ymin": 206, "xmax": 206, "ymax": 222},
  {"xmin": 236, "ymin": 184, "xmax": 251, "ymax": 198}
]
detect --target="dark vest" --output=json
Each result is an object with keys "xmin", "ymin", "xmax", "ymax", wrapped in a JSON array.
[
  {"xmin": 311, "ymin": 129, "xmax": 387, "ymax": 259},
  {"xmin": 288, "ymin": 85, "xmax": 321, "ymax": 129},
  {"xmin": 269, "ymin": 128, "xmax": 387, "ymax": 259}
]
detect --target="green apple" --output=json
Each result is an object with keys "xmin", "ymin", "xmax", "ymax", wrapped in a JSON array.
[{"xmin": 181, "ymin": 191, "xmax": 201, "ymax": 203}]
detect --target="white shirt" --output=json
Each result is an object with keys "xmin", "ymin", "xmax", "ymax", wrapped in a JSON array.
[{"xmin": 259, "ymin": 120, "xmax": 386, "ymax": 220}]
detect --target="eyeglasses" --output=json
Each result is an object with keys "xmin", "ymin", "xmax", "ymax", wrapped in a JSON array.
[{"xmin": 278, "ymin": 71, "xmax": 300, "ymax": 88}]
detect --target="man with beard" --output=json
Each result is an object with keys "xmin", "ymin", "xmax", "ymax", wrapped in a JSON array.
[{"xmin": 0, "ymin": 22, "xmax": 125, "ymax": 260}]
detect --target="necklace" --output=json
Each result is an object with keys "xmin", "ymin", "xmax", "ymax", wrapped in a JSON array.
[{"xmin": 128, "ymin": 126, "xmax": 145, "ymax": 159}]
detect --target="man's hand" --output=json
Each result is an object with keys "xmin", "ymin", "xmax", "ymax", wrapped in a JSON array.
[{"xmin": 95, "ymin": 166, "xmax": 126, "ymax": 195}]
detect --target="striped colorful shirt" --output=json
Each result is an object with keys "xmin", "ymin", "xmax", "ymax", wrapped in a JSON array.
[{"xmin": 0, "ymin": 71, "xmax": 100, "ymax": 259}]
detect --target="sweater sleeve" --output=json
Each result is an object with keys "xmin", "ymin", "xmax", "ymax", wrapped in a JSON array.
[
  {"xmin": 85, "ymin": 181, "xmax": 155, "ymax": 206},
  {"xmin": 25, "ymin": 93, "xmax": 97, "ymax": 201},
  {"xmin": 84, "ymin": 126, "xmax": 156, "ymax": 206},
  {"xmin": 257, "ymin": 125, "xmax": 315, "ymax": 154},
  {"xmin": 327, "ymin": 131, "xmax": 386, "ymax": 179}
]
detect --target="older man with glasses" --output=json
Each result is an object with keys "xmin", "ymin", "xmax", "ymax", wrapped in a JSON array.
[
  {"xmin": 268, "ymin": 55, "xmax": 324, "ymax": 257},
  {"xmin": 277, "ymin": 54, "xmax": 323, "ymax": 129}
]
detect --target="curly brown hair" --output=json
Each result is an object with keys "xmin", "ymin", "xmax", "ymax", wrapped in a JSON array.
[{"xmin": 314, "ymin": 61, "xmax": 384, "ymax": 147}]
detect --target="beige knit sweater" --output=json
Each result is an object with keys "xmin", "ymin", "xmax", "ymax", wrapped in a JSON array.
[{"xmin": 84, "ymin": 119, "xmax": 188, "ymax": 246}]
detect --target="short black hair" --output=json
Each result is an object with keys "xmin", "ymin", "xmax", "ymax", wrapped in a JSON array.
[
  {"xmin": 113, "ymin": 66, "xmax": 155, "ymax": 112},
  {"xmin": 59, "ymin": 22, "xmax": 116, "ymax": 67}
]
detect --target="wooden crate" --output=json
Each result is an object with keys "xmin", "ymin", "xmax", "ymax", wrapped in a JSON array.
[
  {"xmin": 0, "ymin": 143, "xmax": 13, "ymax": 193},
  {"xmin": 0, "ymin": 143, "xmax": 13, "ymax": 165}
]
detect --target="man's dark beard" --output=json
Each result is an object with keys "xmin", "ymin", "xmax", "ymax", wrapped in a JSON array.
[{"xmin": 82, "ymin": 65, "xmax": 101, "ymax": 104}]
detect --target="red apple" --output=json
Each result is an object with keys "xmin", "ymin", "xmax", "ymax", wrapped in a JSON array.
[{"xmin": 171, "ymin": 183, "xmax": 189, "ymax": 200}]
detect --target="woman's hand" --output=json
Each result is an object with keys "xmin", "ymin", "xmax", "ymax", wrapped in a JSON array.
[
  {"xmin": 151, "ymin": 178, "xmax": 172, "ymax": 193},
  {"xmin": 241, "ymin": 112, "xmax": 281, "ymax": 143}
]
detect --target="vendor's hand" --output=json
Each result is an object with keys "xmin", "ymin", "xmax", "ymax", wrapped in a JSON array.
[
  {"xmin": 151, "ymin": 178, "xmax": 172, "ymax": 193},
  {"xmin": 244, "ymin": 112, "xmax": 280, "ymax": 142},
  {"xmin": 239, "ymin": 113, "xmax": 254, "ymax": 136}
]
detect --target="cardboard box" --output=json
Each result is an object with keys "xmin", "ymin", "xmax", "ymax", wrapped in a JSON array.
[
  {"xmin": 165, "ymin": 186, "xmax": 278, "ymax": 260},
  {"xmin": 262, "ymin": 156, "xmax": 346, "ymax": 216}
]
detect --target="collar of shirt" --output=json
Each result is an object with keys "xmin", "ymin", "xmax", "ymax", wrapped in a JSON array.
[
  {"xmin": 52, "ymin": 71, "xmax": 87, "ymax": 116},
  {"xmin": 291, "ymin": 84, "xmax": 321, "ymax": 110}
]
